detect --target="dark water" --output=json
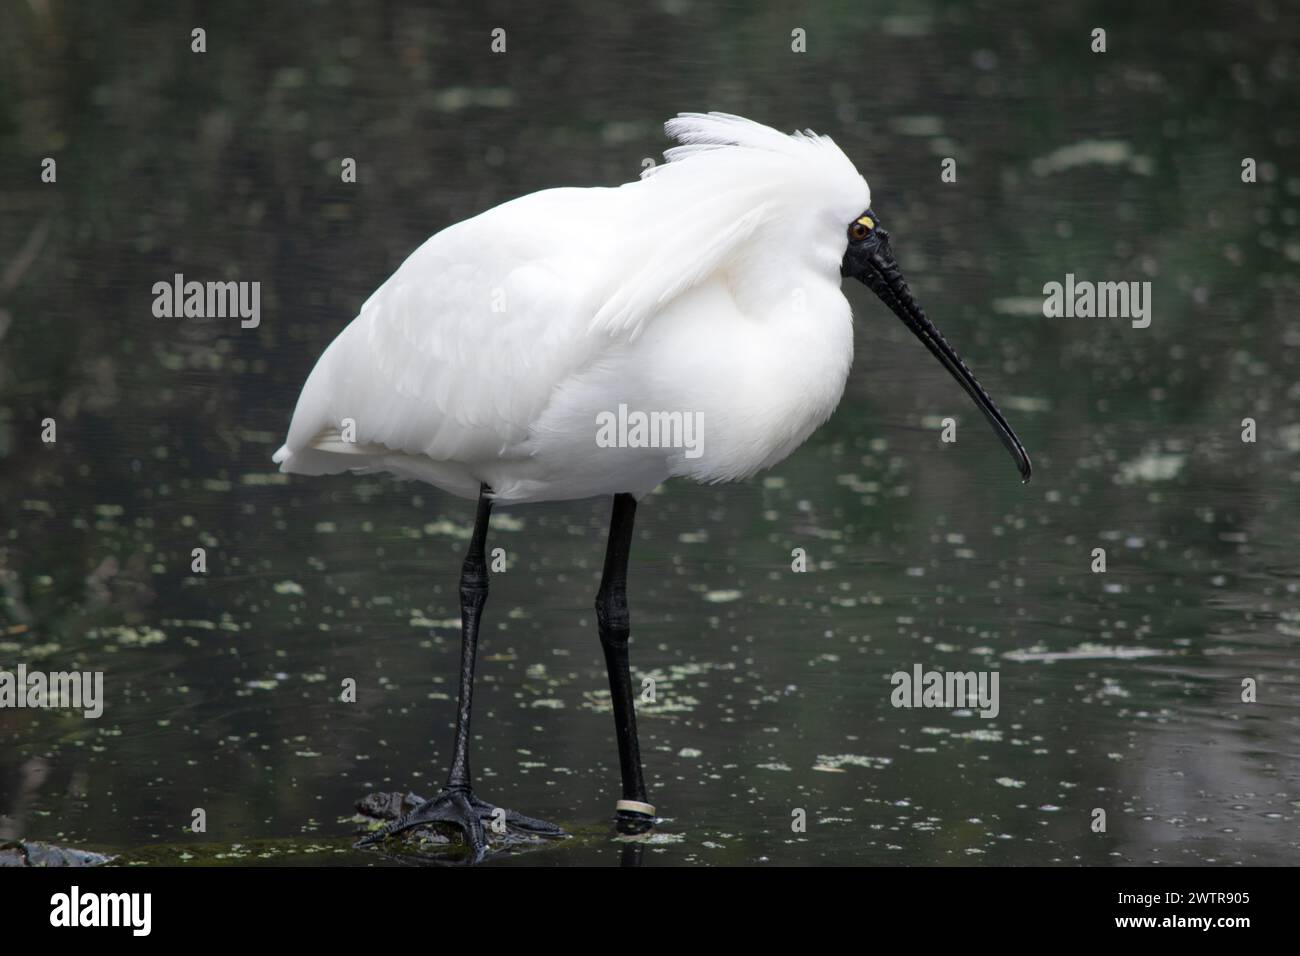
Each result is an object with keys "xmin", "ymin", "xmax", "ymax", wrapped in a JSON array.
[{"xmin": 2, "ymin": 2, "xmax": 1298, "ymax": 865}]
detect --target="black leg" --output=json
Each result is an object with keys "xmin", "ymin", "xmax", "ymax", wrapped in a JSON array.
[
  {"xmin": 597, "ymin": 493, "xmax": 655, "ymax": 832},
  {"xmin": 446, "ymin": 485, "xmax": 492, "ymax": 791},
  {"xmin": 356, "ymin": 484, "xmax": 565, "ymax": 860}
]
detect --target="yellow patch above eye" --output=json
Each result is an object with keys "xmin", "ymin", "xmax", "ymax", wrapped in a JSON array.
[{"xmin": 857, "ymin": 215, "xmax": 875, "ymax": 229}]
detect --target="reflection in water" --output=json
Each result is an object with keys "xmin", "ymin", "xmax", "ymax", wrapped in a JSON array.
[
  {"xmin": 620, "ymin": 841, "xmax": 644, "ymax": 868},
  {"xmin": 0, "ymin": 757, "xmax": 50, "ymax": 842},
  {"xmin": 1, "ymin": 2, "xmax": 1298, "ymax": 865}
]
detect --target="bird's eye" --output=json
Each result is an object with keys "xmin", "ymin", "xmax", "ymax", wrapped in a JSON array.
[{"xmin": 849, "ymin": 220, "xmax": 871, "ymax": 242}]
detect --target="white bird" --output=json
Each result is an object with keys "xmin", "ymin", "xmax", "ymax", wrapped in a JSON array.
[{"xmin": 274, "ymin": 112, "xmax": 1031, "ymax": 861}]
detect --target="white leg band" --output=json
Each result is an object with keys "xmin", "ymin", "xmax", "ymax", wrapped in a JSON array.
[{"xmin": 615, "ymin": 799, "xmax": 656, "ymax": 818}]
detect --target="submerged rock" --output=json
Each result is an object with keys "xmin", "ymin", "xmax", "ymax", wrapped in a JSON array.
[
  {"xmin": 354, "ymin": 790, "xmax": 427, "ymax": 822},
  {"xmin": 0, "ymin": 840, "xmax": 114, "ymax": 867}
]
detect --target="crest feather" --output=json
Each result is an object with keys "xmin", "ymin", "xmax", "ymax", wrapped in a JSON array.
[{"xmin": 589, "ymin": 113, "xmax": 869, "ymax": 339}]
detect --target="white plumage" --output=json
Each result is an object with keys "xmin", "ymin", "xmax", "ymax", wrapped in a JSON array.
[{"xmin": 274, "ymin": 113, "xmax": 871, "ymax": 502}]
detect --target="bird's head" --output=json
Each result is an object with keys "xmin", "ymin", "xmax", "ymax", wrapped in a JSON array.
[{"xmin": 841, "ymin": 210, "xmax": 1032, "ymax": 483}]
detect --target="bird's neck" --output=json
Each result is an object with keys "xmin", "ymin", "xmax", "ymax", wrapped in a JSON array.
[{"xmin": 728, "ymin": 231, "xmax": 845, "ymax": 323}]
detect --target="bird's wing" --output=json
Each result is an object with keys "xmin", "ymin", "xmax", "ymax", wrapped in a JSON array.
[
  {"xmin": 277, "ymin": 186, "xmax": 626, "ymax": 468},
  {"xmin": 587, "ymin": 191, "xmax": 771, "ymax": 340}
]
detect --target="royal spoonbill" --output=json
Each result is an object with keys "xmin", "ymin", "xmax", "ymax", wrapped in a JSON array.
[{"xmin": 274, "ymin": 113, "xmax": 1031, "ymax": 860}]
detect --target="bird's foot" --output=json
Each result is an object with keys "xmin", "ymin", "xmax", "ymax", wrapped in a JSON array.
[{"xmin": 355, "ymin": 787, "xmax": 565, "ymax": 862}]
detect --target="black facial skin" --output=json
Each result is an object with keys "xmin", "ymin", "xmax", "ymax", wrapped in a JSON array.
[{"xmin": 841, "ymin": 209, "xmax": 1032, "ymax": 483}]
